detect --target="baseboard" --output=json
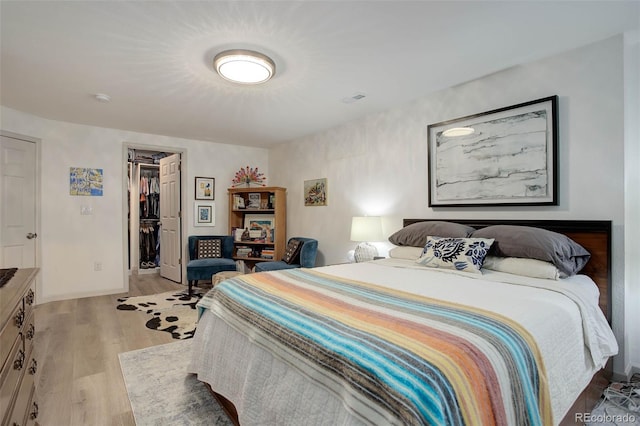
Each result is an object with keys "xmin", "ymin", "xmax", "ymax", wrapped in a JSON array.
[
  {"xmin": 625, "ymin": 363, "xmax": 640, "ymax": 381},
  {"xmin": 37, "ymin": 286, "xmax": 128, "ymax": 304}
]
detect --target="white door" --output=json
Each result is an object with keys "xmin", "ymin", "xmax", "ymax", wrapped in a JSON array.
[
  {"xmin": 0, "ymin": 135, "xmax": 37, "ymax": 268},
  {"xmin": 159, "ymin": 153, "xmax": 181, "ymax": 282}
]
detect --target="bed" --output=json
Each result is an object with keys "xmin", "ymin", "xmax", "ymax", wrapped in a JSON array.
[{"xmin": 188, "ymin": 219, "xmax": 618, "ymax": 425}]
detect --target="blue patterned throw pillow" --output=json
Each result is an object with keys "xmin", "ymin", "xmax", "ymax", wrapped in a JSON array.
[{"xmin": 416, "ymin": 236, "xmax": 494, "ymax": 274}]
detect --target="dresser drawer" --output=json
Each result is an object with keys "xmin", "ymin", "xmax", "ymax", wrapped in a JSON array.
[
  {"xmin": 24, "ymin": 385, "xmax": 38, "ymax": 426},
  {"xmin": 6, "ymin": 344, "xmax": 37, "ymax": 426},
  {"xmin": 23, "ymin": 386, "xmax": 38, "ymax": 426},
  {"xmin": 0, "ymin": 301, "xmax": 23, "ymax": 373},
  {"xmin": 0, "ymin": 268, "xmax": 39, "ymax": 426},
  {"xmin": 0, "ymin": 333, "xmax": 24, "ymax": 425},
  {"xmin": 22, "ymin": 285, "xmax": 35, "ymax": 324}
]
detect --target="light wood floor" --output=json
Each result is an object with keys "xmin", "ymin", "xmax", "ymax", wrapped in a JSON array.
[{"xmin": 33, "ymin": 273, "xmax": 201, "ymax": 426}]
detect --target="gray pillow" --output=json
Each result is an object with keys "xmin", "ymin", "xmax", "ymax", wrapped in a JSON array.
[
  {"xmin": 389, "ymin": 221, "xmax": 475, "ymax": 247},
  {"xmin": 471, "ymin": 225, "xmax": 590, "ymax": 276}
]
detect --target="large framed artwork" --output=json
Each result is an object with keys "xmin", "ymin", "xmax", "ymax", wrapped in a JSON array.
[{"xmin": 427, "ymin": 96, "xmax": 558, "ymax": 207}]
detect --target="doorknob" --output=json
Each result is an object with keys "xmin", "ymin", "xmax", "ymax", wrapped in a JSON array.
[{"xmin": 26, "ymin": 233, "xmax": 37, "ymax": 239}]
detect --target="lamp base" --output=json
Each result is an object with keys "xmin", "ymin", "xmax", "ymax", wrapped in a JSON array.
[{"xmin": 354, "ymin": 242, "xmax": 378, "ymax": 263}]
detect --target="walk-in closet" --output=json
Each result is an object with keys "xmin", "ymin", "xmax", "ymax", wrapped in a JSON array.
[{"xmin": 128, "ymin": 149, "xmax": 166, "ymax": 273}]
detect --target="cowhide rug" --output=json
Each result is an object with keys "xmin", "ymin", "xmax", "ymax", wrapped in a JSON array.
[{"xmin": 116, "ymin": 290, "xmax": 204, "ymax": 339}]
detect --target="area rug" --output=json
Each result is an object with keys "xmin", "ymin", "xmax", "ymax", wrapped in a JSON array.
[
  {"xmin": 116, "ymin": 290, "xmax": 204, "ymax": 339},
  {"xmin": 119, "ymin": 340, "xmax": 232, "ymax": 425}
]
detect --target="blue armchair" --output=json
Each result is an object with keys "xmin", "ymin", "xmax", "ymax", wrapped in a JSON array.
[
  {"xmin": 187, "ymin": 235, "xmax": 236, "ymax": 296},
  {"xmin": 254, "ymin": 237, "xmax": 318, "ymax": 272}
]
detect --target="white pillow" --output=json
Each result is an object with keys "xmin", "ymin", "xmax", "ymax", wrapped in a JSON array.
[
  {"xmin": 389, "ymin": 246, "xmax": 423, "ymax": 260},
  {"xmin": 482, "ymin": 256, "xmax": 560, "ymax": 280}
]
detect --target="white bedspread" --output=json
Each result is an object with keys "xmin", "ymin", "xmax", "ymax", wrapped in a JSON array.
[{"xmin": 189, "ymin": 260, "xmax": 618, "ymax": 425}]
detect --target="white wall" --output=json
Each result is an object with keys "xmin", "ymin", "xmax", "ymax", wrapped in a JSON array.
[
  {"xmin": 0, "ymin": 106, "xmax": 269, "ymax": 303},
  {"xmin": 270, "ymin": 36, "xmax": 631, "ymax": 376},
  {"xmin": 624, "ymin": 30, "xmax": 640, "ymax": 377}
]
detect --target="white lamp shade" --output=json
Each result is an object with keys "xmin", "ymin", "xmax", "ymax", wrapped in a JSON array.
[{"xmin": 350, "ymin": 216, "xmax": 383, "ymax": 242}]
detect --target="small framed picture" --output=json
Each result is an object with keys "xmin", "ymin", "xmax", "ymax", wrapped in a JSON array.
[
  {"xmin": 243, "ymin": 214, "xmax": 274, "ymax": 242},
  {"xmin": 195, "ymin": 177, "xmax": 215, "ymax": 200},
  {"xmin": 194, "ymin": 201, "xmax": 215, "ymax": 227},
  {"xmin": 247, "ymin": 193, "xmax": 261, "ymax": 209},
  {"xmin": 304, "ymin": 178, "xmax": 327, "ymax": 206}
]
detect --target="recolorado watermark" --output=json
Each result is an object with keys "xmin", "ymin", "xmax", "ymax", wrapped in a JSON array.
[{"xmin": 575, "ymin": 412, "xmax": 637, "ymax": 423}]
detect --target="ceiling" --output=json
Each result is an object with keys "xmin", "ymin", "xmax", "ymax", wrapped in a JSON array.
[{"xmin": 1, "ymin": 1, "xmax": 638, "ymax": 148}]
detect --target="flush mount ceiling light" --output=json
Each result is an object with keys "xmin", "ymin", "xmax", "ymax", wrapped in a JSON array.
[
  {"xmin": 442, "ymin": 127, "xmax": 475, "ymax": 137},
  {"xmin": 213, "ymin": 49, "xmax": 275, "ymax": 84}
]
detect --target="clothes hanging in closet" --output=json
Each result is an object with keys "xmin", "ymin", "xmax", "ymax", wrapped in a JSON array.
[
  {"xmin": 139, "ymin": 222, "xmax": 159, "ymax": 268},
  {"xmin": 139, "ymin": 170, "xmax": 160, "ymax": 219}
]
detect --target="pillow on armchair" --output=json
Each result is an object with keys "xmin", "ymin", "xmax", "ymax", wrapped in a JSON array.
[
  {"xmin": 282, "ymin": 239, "xmax": 303, "ymax": 264},
  {"xmin": 197, "ymin": 239, "xmax": 222, "ymax": 259}
]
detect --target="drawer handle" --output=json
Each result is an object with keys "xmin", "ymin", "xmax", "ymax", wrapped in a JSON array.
[
  {"xmin": 26, "ymin": 323, "xmax": 35, "ymax": 340},
  {"xmin": 30, "ymin": 401, "xmax": 39, "ymax": 420},
  {"xmin": 26, "ymin": 289, "xmax": 35, "ymax": 305},
  {"xmin": 14, "ymin": 349, "xmax": 25, "ymax": 370},
  {"xmin": 29, "ymin": 358, "xmax": 38, "ymax": 375},
  {"xmin": 14, "ymin": 307, "xmax": 25, "ymax": 328}
]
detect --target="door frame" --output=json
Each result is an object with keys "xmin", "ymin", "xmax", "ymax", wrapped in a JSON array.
[
  {"xmin": 0, "ymin": 130, "xmax": 42, "ymax": 300},
  {"xmin": 121, "ymin": 142, "xmax": 187, "ymax": 291}
]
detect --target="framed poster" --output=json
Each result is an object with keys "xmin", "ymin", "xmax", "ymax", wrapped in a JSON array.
[
  {"xmin": 194, "ymin": 201, "xmax": 215, "ymax": 227},
  {"xmin": 70, "ymin": 167, "xmax": 103, "ymax": 196},
  {"xmin": 427, "ymin": 96, "xmax": 558, "ymax": 207},
  {"xmin": 243, "ymin": 214, "xmax": 275, "ymax": 242},
  {"xmin": 195, "ymin": 177, "xmax": 215, "ymax": 200}
]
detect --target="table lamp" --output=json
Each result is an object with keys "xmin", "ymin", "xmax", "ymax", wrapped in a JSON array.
[{"xmin": 350, "ymin": 216, "xmax": 383, "ymax": 262}]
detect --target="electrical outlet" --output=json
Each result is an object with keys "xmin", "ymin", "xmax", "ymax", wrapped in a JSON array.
[{"xmin": 94, "ymin": 261, "xmax": 102, "ymax": 271}]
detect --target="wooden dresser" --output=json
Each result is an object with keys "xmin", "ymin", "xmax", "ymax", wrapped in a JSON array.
[{"xmin": 0, "ymin": 268, "xmax": 39, "ymax": 426}]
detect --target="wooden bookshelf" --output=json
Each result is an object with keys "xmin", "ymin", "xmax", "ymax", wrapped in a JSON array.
[{"xmin": 228, "ymin": 187, "xmax": 286, "ymax": 266}]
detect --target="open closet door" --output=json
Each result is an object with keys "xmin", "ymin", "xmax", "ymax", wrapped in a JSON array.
[{"xmin": 159, "ymin": 153, "xmax": 182, "ymax": 282}]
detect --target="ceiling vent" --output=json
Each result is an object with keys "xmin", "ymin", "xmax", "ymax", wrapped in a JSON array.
[{"xmin": 342, "ymin": 92, "xmax": 367, "ymax": 104}]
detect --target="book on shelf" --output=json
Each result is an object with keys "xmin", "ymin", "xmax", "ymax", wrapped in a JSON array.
[
  {"xmin": 233, "ymin": 195, "xmax": 245, "ymax": 209},
  {"xmin": 235, "ymin": 245, "xmax": 252, "ymax": 257},
  {"xmin": 261, "ymin": 248, "xmax": 275, "ymax": 259}
]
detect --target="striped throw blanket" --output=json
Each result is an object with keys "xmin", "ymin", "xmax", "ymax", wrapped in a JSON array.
[{"xmin": 203, "ymin": 268, "xmax": 552, "ymax": 426}]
